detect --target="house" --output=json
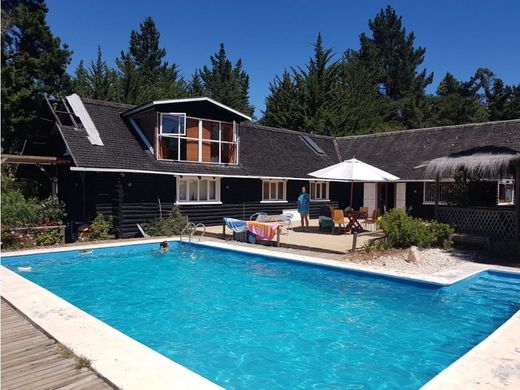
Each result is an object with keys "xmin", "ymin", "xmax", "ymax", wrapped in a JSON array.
[{"xmin": 10, "ymin": 94, "xmax": 520, "ymax": 239}]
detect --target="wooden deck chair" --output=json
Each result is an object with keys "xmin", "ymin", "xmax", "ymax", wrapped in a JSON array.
[
  {"xmin": 332, "ymin": 209, "xmax": 346, "ymax": 235},
  {"xmin": 363, "ymin": 209, "xmax": 380, "ymax": 231},
  {"xmin": 359, "ymin": 206, "xmax": 369, "ymax": 219}
]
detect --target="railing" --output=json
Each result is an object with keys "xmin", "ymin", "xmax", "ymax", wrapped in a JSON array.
[
  {"xmin": 180, "ymin": 222, "xmax": 206, "ymax": 244},
  {"xmin": 437, "ymin": 206, "xmax": 517, "ymax": 241}
]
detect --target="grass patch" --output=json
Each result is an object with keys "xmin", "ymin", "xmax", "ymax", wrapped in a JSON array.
[
  {"xmin": 74, "ymin": 356, "xmax": 92, "ymax": 369},
  {"xmin": 57, "ymin": 344, "xmax": 92, "ymax": 369}
]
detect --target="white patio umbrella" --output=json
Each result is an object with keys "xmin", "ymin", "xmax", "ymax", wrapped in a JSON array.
[{"xmin": 308, "ymin": 158, "xmax": 399, "ymax": 208}]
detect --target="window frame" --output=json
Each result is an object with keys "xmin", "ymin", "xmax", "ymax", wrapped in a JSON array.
[
  {"xmin": 422, "ymin": 181, "xmax": 453, "ymax": 205},
  {"xmin": 175, "ymin": 176, "xmax": 221, "ymax": 205},
  {"xmin": 261, "ymin": 179, "xmax": 287, "ymax": 203},
  {"xmin": 497, "ymin": 179, "xmax": 515, "ymax": 206},
  {"xmin": 159, "ymin": 112, "xmax": 186, "ymax": 136},
  {"xmin": 157, "ymin": 115, "xmax": 238, "ymax": 165},
  {"xmin": 309, "ymin": 181, "xmax": 330, "ymax": 201}
]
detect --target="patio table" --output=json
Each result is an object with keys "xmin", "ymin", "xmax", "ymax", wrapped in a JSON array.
[{"xmin": 344, "ymin": 211, "xmax": 364, "ymax": 234}]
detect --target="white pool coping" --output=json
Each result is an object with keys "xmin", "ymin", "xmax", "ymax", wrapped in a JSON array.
[{"xmin": 2, "ymin": 238, "xmax": 520, "ymax": 389}]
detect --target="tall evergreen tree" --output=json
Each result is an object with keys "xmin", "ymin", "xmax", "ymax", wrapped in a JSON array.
[
  {"xmin": 298, "ymin": 33, "xmax": 341, "ymax": 135},
  {"xmin": 261, "ymin": 70, "xmax": 305, "ymax": 130},
  {"xmin": 115, "ymin": 16, "xmax": 185, "ymax": 104},
  {"xmin": 355, "ymin": 6, "xmax": 433, "ymax": 128},
  {"xmin": 71, "ymin": 47, "xmax": 117, "ymax": 101},
  {"xmin": 429, "ymin": 72, "xmax": 487, "ymax": 126},
  {"xmin": 71, "ymin": 60, "xmax": 90, "ymax": 97},
  {"xmin": 190, "ymin": 43, "xmax": 254, "ymax": 117},
  {"xmin": 335, "ymin": 54, "xmax": 395, "ymax": 134},
  {"xmin": 1, "ymin": 0, "xmax": 71, "ymax": 152}
]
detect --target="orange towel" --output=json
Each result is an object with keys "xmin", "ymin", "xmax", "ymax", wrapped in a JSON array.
[{"xmin": 246, "ymin": 221, "xmax": 282, "ymax": 240}]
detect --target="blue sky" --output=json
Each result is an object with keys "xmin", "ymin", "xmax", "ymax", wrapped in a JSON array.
[{"xmin": 47, "ymin": 0, "xmax": 520, "ymax": 117}]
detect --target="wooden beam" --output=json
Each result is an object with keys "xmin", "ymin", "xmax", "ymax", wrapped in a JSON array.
[{"xmin": 1, "ymin": 154, "xmax": 71, "ymax": 165}]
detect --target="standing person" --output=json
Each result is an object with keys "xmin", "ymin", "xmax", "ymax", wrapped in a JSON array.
[{"xmin": 297, "ymin": 186, "xmax": 310, "ymax": 230}]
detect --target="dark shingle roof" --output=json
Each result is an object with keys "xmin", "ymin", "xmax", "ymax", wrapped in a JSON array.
[
  {"xmin": 60, "ymin": 98, "xmax": 338, "ymax": 178},
  {"xmin": 59, "ymin": 96, "xmax": 520, "ymax": 180},
  {"xmin": 335, "ymin": 120, "xmax": 520, "ymax": 180}
]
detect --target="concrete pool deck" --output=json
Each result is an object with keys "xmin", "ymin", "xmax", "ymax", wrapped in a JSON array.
[{"xmin": 1, "ymin": 237, "xmax": 520, "ymax": 389}]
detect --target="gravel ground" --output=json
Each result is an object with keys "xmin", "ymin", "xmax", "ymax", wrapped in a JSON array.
[{"xmin": 343, "ymin": 247, "xmax": 475, "ymax": 274}]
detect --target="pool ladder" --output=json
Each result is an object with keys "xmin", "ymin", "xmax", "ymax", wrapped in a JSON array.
[{"xmin": 180, "ymin": 222, "xmax": 206, "ymax": 244}]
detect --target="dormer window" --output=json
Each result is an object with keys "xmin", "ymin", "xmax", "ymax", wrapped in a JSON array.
[
  {"xmin": 160, "ymin": 113, "xmax": 186, "ymax": 135},
  {"xmin": 158, "ymin": 115, "xmax": 238, "ymax": 164}
]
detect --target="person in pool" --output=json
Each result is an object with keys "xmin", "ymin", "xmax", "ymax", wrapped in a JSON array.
[
  {"xmin": 297, "ymin": 186, "xmax": 310, "ymax": 230},
  {"xmin": 159, "ymin": 241, "xmax": 169, "ymax": 252}
]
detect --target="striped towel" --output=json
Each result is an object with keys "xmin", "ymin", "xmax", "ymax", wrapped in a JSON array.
[
  {"xmin": 246, "ymin": 221, "xmax": 282, "ymax": 240},
  {"xmin": 224, "ymin": 218, "xmax": 248, "ymax": 233}
]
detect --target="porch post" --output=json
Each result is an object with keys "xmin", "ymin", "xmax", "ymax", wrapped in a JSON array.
[{"xmin": 434, "ymin": 175, "xmax": 440, "ymax": 220}]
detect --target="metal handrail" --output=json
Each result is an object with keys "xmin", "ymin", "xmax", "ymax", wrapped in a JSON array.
[
  {"xmin": 180, "ymin": 222, "xmax": 206, "ymax": 243},
  {"xmin": 194, "ymin": 223, "xmax": 206, "ymax": 241}
]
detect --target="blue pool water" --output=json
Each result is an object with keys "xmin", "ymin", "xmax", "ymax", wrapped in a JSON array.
[{"xmin": 3, "ymin": 242, "xmax": 520, "ymax": 389}]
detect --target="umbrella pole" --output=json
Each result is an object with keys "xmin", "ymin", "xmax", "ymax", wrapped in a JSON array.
[{"xmin": 349, "ymin": 181, "xmax": 354, "ymax": 209}]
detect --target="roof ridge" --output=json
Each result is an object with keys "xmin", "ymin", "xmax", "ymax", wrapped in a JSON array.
[
  {"xmin": 336, "ymin": 118, "xmax": 520, "ymax": 140},
  {"xmin": 242, "ymin": 122, "xmax": 334, "ymax": 139},
  {"xmin": 80, "ymin": 97, "xmax": 136, "ymax": 110}
]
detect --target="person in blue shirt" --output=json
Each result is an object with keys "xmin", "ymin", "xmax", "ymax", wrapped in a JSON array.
[{"xmin": 297, "ymin": 186, "xmax": 310, "ymax": 230}]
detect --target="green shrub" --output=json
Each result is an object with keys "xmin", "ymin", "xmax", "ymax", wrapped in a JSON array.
[
  {"xmin": 377, "ymin": 209, "xmax": 453, "ymax": 249},
  {"xmin": 1, "ymin": 189, "xmax": 39, "ymax": 226},
  {"xmin": 35, "ymin": 227, "xmax": 64, "ymax": 246},
  {"xmin": 89, "ymin": 214, "xmax": 115, "ymax": 241},
  {"xmin": 34, "ymin": 196, "xmax": 66, "ymax": 225},
  {"xmin": 142, "ymin": 207, "xmax": 188, "ymax": 236}
]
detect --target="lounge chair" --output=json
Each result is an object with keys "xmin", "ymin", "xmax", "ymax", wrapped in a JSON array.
[
  {"xmin": 250, "ymin": 212, "xmax": 267, "ymax": 222},
  {"xmin": 332, "ymin": 209, "xmax": 346, "ymax": 235}
]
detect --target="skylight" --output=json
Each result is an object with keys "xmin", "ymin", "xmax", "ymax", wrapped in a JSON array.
[{"xmin": 300, "ymin": 135, "xmax": 326, "ymax": 155}]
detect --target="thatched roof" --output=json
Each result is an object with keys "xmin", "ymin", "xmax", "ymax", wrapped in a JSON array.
[{"xmin": 424, "ymin": 146, "xmax": 520, "ymax": 179}]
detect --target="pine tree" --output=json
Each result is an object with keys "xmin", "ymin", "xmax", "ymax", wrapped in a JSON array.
[
  {"xmin": 298, "ymin": 33, "xmax": 340, "ymax": 135},
  {"xmin": 336, "ymin": 54, "xmax": 396, "ymax": 134},
  {"xmin": 115, "ymin": 16, "xmax": 185, "ymax": 104},
  {"xmin": 1, "ymin": 0, "xmax": 72, "ymax": 152},
  {"xmin": 430, "ymin": 72, "xmax": 487, "ymax": 126},
  {"xmin": 191, "ymin": 43, "xmax": 254, "ymax": 117},
  {"xmin": 71, "ymin": 60, "xmax": 90, "ymax": 97},
  {"xmin": 355, "ymin": 6, "xmax": 433, "ymax": 128},
  {"xmin": 261, "ymin": 70, "xmax": 304, "ymax": 130}
]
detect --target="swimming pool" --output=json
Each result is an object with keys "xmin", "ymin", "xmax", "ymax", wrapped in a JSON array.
[{"xmin": 3, "ymin": 242, "xmax": 520, "ymax": 389}]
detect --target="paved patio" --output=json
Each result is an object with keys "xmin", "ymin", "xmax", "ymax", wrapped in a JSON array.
[{"xmin": 206, "ymin": 218, "xmax": 384, "ymax": 253}]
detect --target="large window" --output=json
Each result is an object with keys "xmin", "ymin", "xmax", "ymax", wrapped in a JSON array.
[
  {"xmin": 423, "ymin": 182, "xmax": 454, "ymax": 204},
  {"xmin": 158, "ymin": 113, "xmax": 237, "ymax": 164},
  {"xmin": 310, "ymin": 181, "xmax": 329, "ymax": 201},
  {"xmin": 177, "ymin": 177, "xmax": 220, "ymax": 204},
  {"xmin": 497, "ymin": 180, "xmax": 514, "ymax": 205},
  {"xmin": 262, "ymin": 180, "xmax": 286, "ymax": 202}
]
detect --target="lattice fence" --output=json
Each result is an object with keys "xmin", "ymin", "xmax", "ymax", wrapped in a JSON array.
[{"xmin": 437, "ymin": 207, "xmax": 518, "ymax": 241}]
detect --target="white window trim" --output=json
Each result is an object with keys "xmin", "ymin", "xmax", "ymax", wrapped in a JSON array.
[
  {"xmin": 175, "ymin": 176, "xmax": 221, "ymax": 204},
  {"xmin": 423, "ymin": 182, "xmax": 449, "ymax": 205},
  {"xmin": 261, "ymin": 179, "xmax": 287, "ymax": 202},
  {"xmin": 309, "ymin": 181, "xmax": 330, "ymax": 202},
  {"xmin": 497, "ymin": 179, "xmax": 515, "ymax": 206},
  {"xmin": 157, "ymin": 116, "xmax": 238, "ymax": 165},
  {"xmin": 159, "ymin": 112, "xmax": 186, "ymax": 136}
]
